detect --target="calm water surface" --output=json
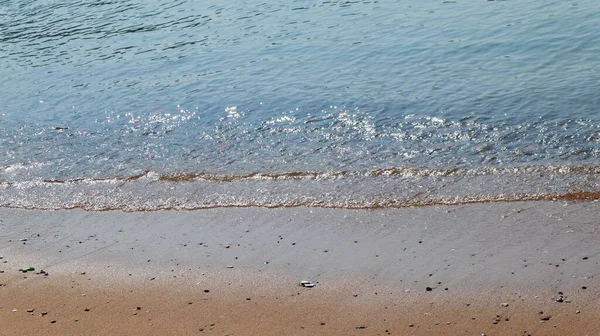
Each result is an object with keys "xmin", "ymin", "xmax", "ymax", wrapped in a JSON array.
[{"xmin": 1, "ymin": 0, "xmax": 599, "ymax": 210}]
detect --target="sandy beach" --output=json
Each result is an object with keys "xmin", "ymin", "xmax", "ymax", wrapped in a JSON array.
[{"xmin": 1, "ymin": 200, "xmax": 599, "ymax": 335}]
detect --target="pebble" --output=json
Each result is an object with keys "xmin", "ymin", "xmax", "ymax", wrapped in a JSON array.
[
  {"xmin": 226, "ymin": 266, "xmax": 234, "ymax": 268},
  {"xmin": 540, "ymin": 315, "xmax": 551, "ymax": 321},
  {"xmin": 500, "ymin": 303, "xmax": 509, "ymax": 307},
  {"xmin": 355, "ymin": 325, "xmax": 367, "ymax": 329},
  {"xmin": 27, "ymin": 309, "xmax": 34, "ymax": 313},
  {"xmin": 425, "ymin": 287, "xmax": 433, "ymax": 291}
]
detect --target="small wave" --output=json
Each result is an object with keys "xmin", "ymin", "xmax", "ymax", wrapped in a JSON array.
[
  {"xmin": 3, "ymin": 164, "xmax": 599, "ymax": 184},
  {"xmin": 0, "ymin": 164, "xmax": 598, "ymax": 212}
]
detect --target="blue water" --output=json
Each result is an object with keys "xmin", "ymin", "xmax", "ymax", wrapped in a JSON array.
[{"xmin": 1, "ymin": 0, "xmax": 599, "ymax": 210}]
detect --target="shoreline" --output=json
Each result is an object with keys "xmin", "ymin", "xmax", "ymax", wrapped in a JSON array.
[{"xmin": 1, "ymin": 201, "xmax": 599, "ymax": 335}]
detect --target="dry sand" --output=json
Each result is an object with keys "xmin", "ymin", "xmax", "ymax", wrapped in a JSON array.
[{"xmin": 0, "ymin": 200, "xmax": 599, "ymax": 335}]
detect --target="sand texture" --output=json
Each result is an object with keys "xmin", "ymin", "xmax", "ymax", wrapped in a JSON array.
[{"xmin": 0, "ymin": 201, "xmax": 599, "ymax": 335}]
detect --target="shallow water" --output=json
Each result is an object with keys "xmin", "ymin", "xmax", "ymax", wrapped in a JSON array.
[{"xmin": 1, "ymin": 0, "xmax": 599, "ymax": 210}]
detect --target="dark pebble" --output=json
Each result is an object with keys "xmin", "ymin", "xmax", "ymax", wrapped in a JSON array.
[{"xmin": 426, "ymin": 287, "xmax": 433, "ymax": 291}]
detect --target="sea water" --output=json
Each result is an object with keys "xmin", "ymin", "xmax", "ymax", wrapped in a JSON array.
[{"xmin": 1, "ymin": 0, "xmax": 599, "ymax": 210}]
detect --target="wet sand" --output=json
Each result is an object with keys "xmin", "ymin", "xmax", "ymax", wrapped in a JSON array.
[{"xmin": 1, "ymin": 201, "xmax": 599, "ymax": 335}]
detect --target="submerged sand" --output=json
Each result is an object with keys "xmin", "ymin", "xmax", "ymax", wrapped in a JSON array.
[{"xmin": 0, "ymin": 201, "xmax": 599, "ymax": 335}]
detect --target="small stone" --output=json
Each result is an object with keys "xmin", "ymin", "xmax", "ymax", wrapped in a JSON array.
[
  {"xmin": 425, "ymin": 287, "xmax": 433, "ymax": 291},
  {"xmin": 12, "ymin": 309, "xmax": 17, "ymax": 312},
  {"xmin": 540, "ymin": 315, "xmax": 551, "ymax": 321},
  {"xmin": 582, "ymin": 257, "xmax": 589, "ymax": 260},
  {"xmin": 27, "ymin": 309, "xmax": 34, "ymax": 313},
  {"xmin": 356, "ymin": 325, "xmax": 367, "ymax": 329},
  {"xmin": 225, "ymin": 245, "xmax": 230, "ymax": 248},
  {"xmin": 50, "ymin": 320, "xmax": 57, "ymax": 324},
  {"xmin": 226, "ymin": 266, "xmax": 234, "ymax": 268},
  {"xmin": 409, "ymin": 324, "xmax": 414, "ymax": 327},
  {"xmin": 204, "ymin": 289, "xmax": 210, "ymax": 293},
  {"xmin": 501, "ymin": 303, "xmax": 509, "ymax": 307},
  {"xmin": 41, "ymin": 312, "xmax": 48, "ymax": 316},
  {"xmin": 84, "ymin": 308, "xmax": 90, "ymax": 312}
]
